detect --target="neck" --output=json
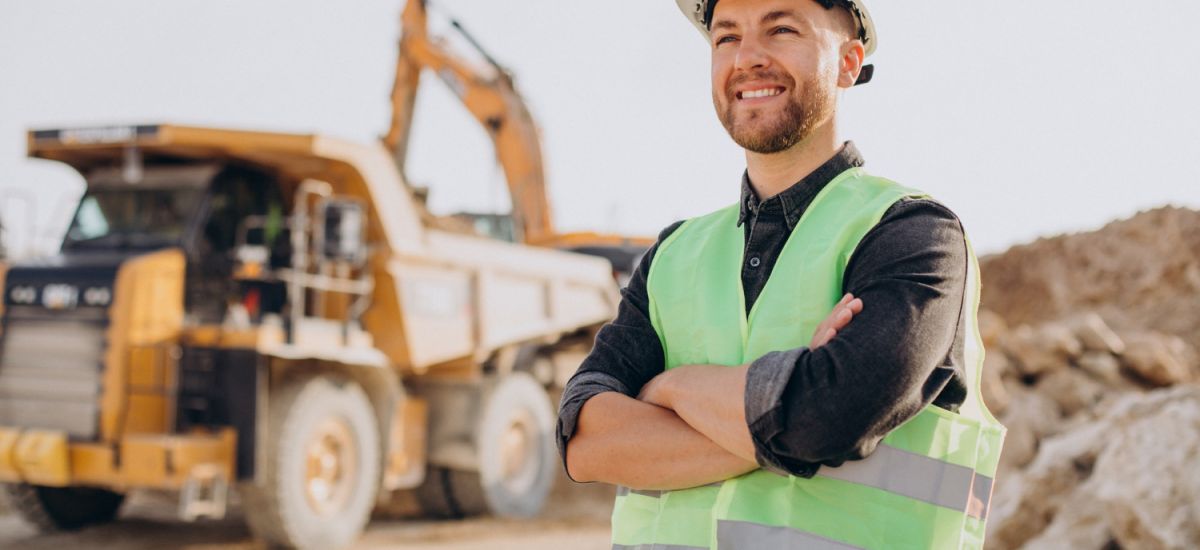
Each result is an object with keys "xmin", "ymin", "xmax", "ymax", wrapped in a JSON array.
[{"xmin": 745, "ymin": 120, "xmax": 840, "ymax": 200}]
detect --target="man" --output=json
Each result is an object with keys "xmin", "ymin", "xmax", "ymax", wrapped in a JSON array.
[{"xmin": 558, "ymin": 1, "xmax": 1005, "ymax": 548}]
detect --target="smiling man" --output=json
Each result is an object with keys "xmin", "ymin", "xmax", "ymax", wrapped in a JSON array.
[{"xmin": 557, "ymin": 1, "xmax": 1005, "ymax": 548}]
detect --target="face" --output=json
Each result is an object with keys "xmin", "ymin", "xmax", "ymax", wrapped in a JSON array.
[{"xmin": 709, "ymin": 0, "xmax": 862, "ymax": 154}]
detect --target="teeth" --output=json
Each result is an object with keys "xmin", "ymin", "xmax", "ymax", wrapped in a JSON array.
[{"xmin": 741, "ymin": 88, "xmax": 782, "ymax": 99}]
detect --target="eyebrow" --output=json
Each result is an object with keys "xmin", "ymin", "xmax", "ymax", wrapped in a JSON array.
[
  {"xmin": 711, "ymin": 10, "xmax": 803, "ymax": 31},
  {"xmin": 761, "ymin": 10, "xmax": 799, "ymax": 25}
]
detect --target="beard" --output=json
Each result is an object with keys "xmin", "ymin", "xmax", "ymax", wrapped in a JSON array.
[{"xmin": 715, "ymin": 70, "xmax": 835, "ymax": 154}]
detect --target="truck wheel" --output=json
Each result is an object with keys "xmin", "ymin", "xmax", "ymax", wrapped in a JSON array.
[
  {"xmin": 414, "ymin": 466, "xmax": 486, "ymax": 518},
  {"xmin": 242, "ymin": 376, "xmax": 380, "ymax": 550},
  {"xmin": 459, "ymin": 372, "xmax": 557, "ymax": 518},
  {"xmin": 1, "ymin": 483, "xmax": 124, "ymax": 532}
]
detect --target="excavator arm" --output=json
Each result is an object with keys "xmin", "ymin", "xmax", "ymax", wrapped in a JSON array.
[{"xmin": 383, "ymin": 0, "xmax": 555, "ymax": 245}]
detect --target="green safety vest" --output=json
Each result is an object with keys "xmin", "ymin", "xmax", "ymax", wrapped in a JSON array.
[{"xmin": 611, "ymin": 168, "xmax": 1005, "ymax": 549}]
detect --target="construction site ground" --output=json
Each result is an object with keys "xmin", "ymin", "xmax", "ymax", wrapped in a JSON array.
[{"xmin": 0, "ymin": 471, "xmax": 615, "ymax": 550}]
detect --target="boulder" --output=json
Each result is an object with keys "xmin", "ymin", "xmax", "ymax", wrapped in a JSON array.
[
  {"xmin": 1121, "ymin": 332, "xmax": 1193, "ymax": 387},
  {"xmin": 978, "ymin": 308, "xmax": 1010, "ymax": 348},
  {"xmin": 1035, "ymin": 368, "xmax": 1106, "ymax": 417},
  {"xmin": 1005, "ymin": 323, "xmax": 1082, "ymax": 378},
  {"xmin": 987, "ymin": 387, "xmax": 1200, "ymax": 550},
  {"xmin": 1071, "ymin": 312, "xmax": 1126, "ymax": 355},
  {"xmin": 1019, "ymin": 480, "xmax": 1113, "ymax": 550},
  {"xmin": 1076, "ymin": 351, "xmax": 1127, "ymax": 387},
  {"xmin": 997, "ymin": 388, "xmax": 1061, "ymax": 473},
  {"xmin": 987, "ymin": 421, "xmax": 1107, "ymax": 549},
  {"xmin": 1092, "ymin": 387, "xmax": 1200, "ymax": 549}
]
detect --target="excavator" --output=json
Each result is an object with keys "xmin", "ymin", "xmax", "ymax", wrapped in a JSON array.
[{"xmin": 382, "ymin": 0, "xmax": 653, "ymax": 281}]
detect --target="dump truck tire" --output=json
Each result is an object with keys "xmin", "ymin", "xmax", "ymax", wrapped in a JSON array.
[
  {"xmin": 414, "ymin": 466, "xmax": 463, "ymax": 518},
  {"xmin": 440, "ymin": 467, "xmax": 488, "ymax": 517},
  {"xmin": 1, "ymin": 483, "xmax": 124, "ymax": 532},
  {"xmin": 463, "ymin": 372, "xmax": 557, "ymax": 518},
  {"xmin": 241, "ymin": 376, "xmax": 380, "ymax": 550}
]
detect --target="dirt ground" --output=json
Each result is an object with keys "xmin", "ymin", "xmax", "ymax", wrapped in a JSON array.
[{"xmin": 0, "ymin": 471, "xmax": 615, "ymax": 550}]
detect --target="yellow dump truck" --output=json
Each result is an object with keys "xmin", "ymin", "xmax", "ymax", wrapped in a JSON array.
[{"xmin": 0, "ymin": 124, "xmax": 618, "ymax": 549}]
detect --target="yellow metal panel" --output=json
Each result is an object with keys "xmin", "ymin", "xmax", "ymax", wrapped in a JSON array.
[
  {"xmin": 218, "ymin": 328, "xmax": 259, "ymax": 349},
  {"xmin": 14, "ymin": 431, "xmax": 70, "ymax": 487},
  {"xmin": 119, "ymin": 437, "xmax": 169, "ymax": 487},
  {"xmin": 126, "ymin": 346, "xmax": 163, "ymax": 387},
  {"xmin": 103, "ymin": 249, "xmax": 185, "ymax": 442},
  {"xmin": 182, "ymin": 325, "xmax": 266, "ymax": 350},
  {"xmin": 69, "ymin": 444, "xmax": 119, "ymax": 487},
  {"xmin": 0, "ymin": 428, "xmax": 20, "ymax": 482},
  {"xmin": 124, "ymin": 345, "xmax": 175, "ymax": 436},
  {"xmin": 384, "ymin": 398, "xmax": 427, "ymax": 489},
  {"xmin": 123, "ymin": 395, "xmax": 170, "ymax": 434},
  {"xmin": 167, "ymin": 429, "xmax": 237, "ymax": 486},
  {"xmin": 120, "ymin": 430, "xmax": 236, "ymax": 489}
]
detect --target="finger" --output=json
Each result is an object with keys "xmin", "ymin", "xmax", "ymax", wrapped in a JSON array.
[
  {"xmin": 810, "ymin": 326, "xmax": 827, "ymax": 348},
  {"xmin": 836, "ymin": 293, "xmax": 854, "ymax": 308},
  {"xmin": 834, "ymin": 295, "xmax": 858, "ymax": 317},
  {"xmin": 832, "ymin": 298, "xmax": 864, "ymax": 325},
  {"xmin": 847, "ymin": 297, "xmax": 864, "ymax": 314}
]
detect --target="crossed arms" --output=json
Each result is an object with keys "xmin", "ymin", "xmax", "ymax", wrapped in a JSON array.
[
  {"xmin": 567, "ymin": 296, "xmax": 863, "ymax": 489},
  {"xmin": 556, "ymin": 199, "xmax": 971, "ymax": 490}
]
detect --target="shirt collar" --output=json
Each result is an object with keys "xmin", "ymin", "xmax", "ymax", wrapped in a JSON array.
[{"xmin": 738, "ymin": 141, "xmax": 866, "ymax": 229}]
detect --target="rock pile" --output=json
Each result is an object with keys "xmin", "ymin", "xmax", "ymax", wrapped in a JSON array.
[
  {"xmin": 978, "ymin": 207, "xmax": 1200, "ymax": 549},
  {"xmin": 986, "ymin": 387, "xmax": 1200, "ymax": 550},
  {"xmin": 980, "ymin": 310, "xmax": 1195, "ymax": 475},
  {"xmin": 980, "ymin": 206, "xmax": 1200, "ymax": 353}
]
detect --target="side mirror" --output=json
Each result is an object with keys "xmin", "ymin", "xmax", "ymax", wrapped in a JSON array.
[{"xmin": 318, "ymin": 199, "xmax": 367, "ymax": 265}]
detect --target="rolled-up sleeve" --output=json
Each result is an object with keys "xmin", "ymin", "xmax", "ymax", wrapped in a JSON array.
[
  {"xmin": 744, "ymin": 199, "xmax": 970, "ymax": 477},
  {"xmin": 556, "ymin": 221, "xmax": 684, "ymax": 479}
]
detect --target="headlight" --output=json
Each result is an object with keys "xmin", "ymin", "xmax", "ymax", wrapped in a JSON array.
[
  {"xmin": 41, "ymin": 284, "xmax": 79, "ymax": 310},
  {"xmin": 82, "ymin": 286, "xmax": 112, "ymax": 307},
  {"xmin": 9, "ymin": 286, "xmax": 37, "ymax": 305}
]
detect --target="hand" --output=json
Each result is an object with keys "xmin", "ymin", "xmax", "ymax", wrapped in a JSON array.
[{"xmin": 810, "ymin": 293, "xmax": 863, "ymax": 349}]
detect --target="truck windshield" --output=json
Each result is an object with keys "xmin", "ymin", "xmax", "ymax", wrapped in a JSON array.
[{"xmin": 62, "ymin": 187, "xmax": 204, "ymax": 250}]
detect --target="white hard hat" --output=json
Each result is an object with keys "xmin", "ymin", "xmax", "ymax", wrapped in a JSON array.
[{"xmin": 675, "ymin": 0, "xmax": 878, "ymax": 83}]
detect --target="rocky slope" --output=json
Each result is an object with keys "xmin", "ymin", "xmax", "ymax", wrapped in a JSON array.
[{"xmin": 979, "ymin": 207, "xmax": 1200, "ymax": 549}]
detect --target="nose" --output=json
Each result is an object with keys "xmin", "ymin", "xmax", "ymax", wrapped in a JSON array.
[{"xmin": 734, "ymin": 34, "xmax": 771, "ymax": 72}]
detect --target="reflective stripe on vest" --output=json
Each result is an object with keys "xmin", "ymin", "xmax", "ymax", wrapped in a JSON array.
[
  {"xmin": 619, "ymin": 452, "xmax": 994, "ymax": 520},
  {"xmin": 816, "ymin": 443, "xmax": 994, "ymax": 521},
  {"xmin": 613, "ymin": 545, "xmax": 707, "ymax": 550},
  {"xmin": 611, "ymin": 168, "xmax": 1006, "ymax": 550},
  {"xmin": 717, "ymin": 520, "xmax": 865, "ymax": 550}
]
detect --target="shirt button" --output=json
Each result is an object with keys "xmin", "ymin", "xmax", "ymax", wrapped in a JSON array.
[{"xmin": 748, "ymin": 256, "xmax": 761, "ymax": 268}]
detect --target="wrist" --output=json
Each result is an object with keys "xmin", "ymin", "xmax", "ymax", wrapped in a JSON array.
[{"xmin": 663, "ymin": 368, "xmax": 688, "ymax": 408}]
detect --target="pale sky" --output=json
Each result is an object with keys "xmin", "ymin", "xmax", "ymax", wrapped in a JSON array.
[{"xmin": 2, "ymin": 1, "xmax": 1198, "ymax": 257}]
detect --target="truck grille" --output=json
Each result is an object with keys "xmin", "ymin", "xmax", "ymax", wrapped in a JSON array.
[{"xmin": 0, "ymin": 306, "xmax": 108, "ymax": 439}]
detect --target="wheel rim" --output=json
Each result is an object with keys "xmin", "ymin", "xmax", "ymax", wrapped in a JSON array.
[
  {"xmin": 497, "ymin": 408, "xmax": 539, "ymax": 495},
  {"xmin": 303, "ymin": 417, "xmax": 357, "ymax": 517}
]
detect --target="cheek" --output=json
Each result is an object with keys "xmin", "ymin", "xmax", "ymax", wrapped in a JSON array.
[
  {"xmin": 711, "ymin": 56, "xmax": 734, "ymax": 96},
  {"xmin": 814, "ymin": 48, "xmax": 843, "ymax": 82}
]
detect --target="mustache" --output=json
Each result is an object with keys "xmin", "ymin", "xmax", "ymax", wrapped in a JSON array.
[{"xmin": 725, "ymin": 69, "xmax": 796, "ymax": 99}]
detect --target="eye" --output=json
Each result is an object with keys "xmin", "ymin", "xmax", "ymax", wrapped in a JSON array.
[
  {"xmin": 771, "ymin": 26, "xmax": 798, "ymax": 36},
  {"xmin": 714, "ymin": 34, "xmax": 739, "ymax": 46}
]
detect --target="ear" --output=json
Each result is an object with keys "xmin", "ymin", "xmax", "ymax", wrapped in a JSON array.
[{"xmin": 837, "ymin": 40, "xmax": 866, "ymax": 89}]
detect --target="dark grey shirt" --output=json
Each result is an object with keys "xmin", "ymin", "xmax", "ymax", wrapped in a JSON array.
[{"xmin": 557, "ymin": 143, "xmax": 969, "ymax": 479}]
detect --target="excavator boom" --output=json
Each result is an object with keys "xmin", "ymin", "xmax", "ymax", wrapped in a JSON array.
[{"xmin": 384, "ymin": 0, "xmax": 555, "ymax": 244}]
